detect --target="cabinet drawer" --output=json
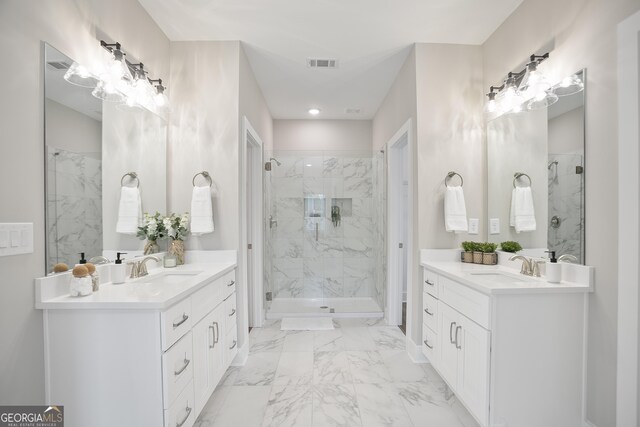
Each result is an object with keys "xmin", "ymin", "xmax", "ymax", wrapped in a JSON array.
[
  {"xmin": 224, "ymin": 292, "xmax": 237, "ymax": 332},
  {"xmin": 164, "ymin": 379, "xmax": 195, "ymax": 427},
  {"xmin": 222, "ymin": 271, "xmax": 236, "ymax": 299},
  {"xmin": 225, "ymin": 326, "xmax": 238, "ymax": 366},
  {"xmin": 423, "ymin": 269, "xmax": 439, "ymax": 298},
  {"xmin": 421, "ymin": 323, "xmax": 438, "ymax": 367},
  {"xmin": 191, "ymin": 278, "xmax": 224, "ymax": 324},
  {"xmin": 162, "ymin": 331, "xmax": 193, "ymax": 409},
  {"xmin": 162, "ymin": 298, "xmax": 193, "ymax": 351},
  {"xmin": 422, "ymin": 292, "xmax": 438, "ymax": 332},
  {"xmin": 439, "ymin": 276, "xmax": 490, "ymax": 329}
]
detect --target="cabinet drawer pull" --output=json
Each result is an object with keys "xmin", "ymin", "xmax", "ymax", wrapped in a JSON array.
[
  {"xmin": 229, "ymin": 340, "xmax": 237, "ymax": 350},
  {"xmin": 229, "ymin": 308, "xmax": 236, "ymax": 317},
  {"xmin": 176, "ymin": 405, "xmax": 192, "ymax": 427},
  {"xmin": 424, "ymin": 308, "xmax": 433, "ymax": 316},
  {"xmin": 449, "ymin": 322, "xmax": 457, "ymax": 344},
  {"xmin": 455, "ymin": 325, "xmax": 462, "ymax": 349},
  {"xmin": 423, "ymin": 339, "xmax": 433, "ymax": 349},
  {"xmin": 227, "ymin": 280, "xmax": 235, "ymax": 287},
  {"xmin": 174, "ymin": 357, "xmax": 190, "ymax": 376},
  {"xmin": 209, "ymin": 325, "xmax": 215, "ymax": 349},
  {"xmin": 425, "ymin": 279, "xmax": 434, "ymax": 286},
  {"xmin": 213, "ymin": 321, "xmax": 220, "ymax": 344},
  {"xmin": 172, "ymin": 313, "xmax": 189, "ymax": 329}
]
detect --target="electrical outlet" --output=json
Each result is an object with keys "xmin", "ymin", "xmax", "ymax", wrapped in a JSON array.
[
  {"xmin": 489, "ymin": 218, "xmax": 501, "ymax": 235},
  {"xmin": 468, "ymin": 218, "xmax": 479, "ymax": 234}
]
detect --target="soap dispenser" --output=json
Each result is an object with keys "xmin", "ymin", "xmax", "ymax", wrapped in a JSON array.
[
  {"xmin": 545, "ymin": 250, "xmax": 561, "ymax": 283},
  {"xmin": 78, "ymin": 252, "xmax": 87, "ymax": 265},
  {"xmin": 112, "ymin": 252, "xmax": 127, "ymax": 284}
]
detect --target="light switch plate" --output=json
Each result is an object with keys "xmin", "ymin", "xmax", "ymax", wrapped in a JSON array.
[
  {"xmin": 468, "ymin": 218, "xmax": 479, "ymax": 235},
  {"xmin": 489, "ymin": 218, "xmax": 500, "ymax": 235},
  {"xmin": 0, "ymin": 223, "xmax": 34, "ymax": 257}
]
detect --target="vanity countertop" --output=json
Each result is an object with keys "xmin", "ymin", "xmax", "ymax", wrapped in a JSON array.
[
  {"xmin": 35, "ymin": 261, "xmax": 236, "ymax": 310},
  {"xmin": 421, "ymin": 260, "xmax": 593, "ymax": 296}
]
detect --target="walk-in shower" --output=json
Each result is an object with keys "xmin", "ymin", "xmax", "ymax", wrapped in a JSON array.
[{"xmin": 263, "ymin": 149, "xmax": 386, "ymax": 317}]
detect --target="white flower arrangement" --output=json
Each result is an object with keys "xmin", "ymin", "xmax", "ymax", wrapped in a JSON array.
[
  {"xmin": 137, "ymin": 212, "xmax": 167, "ymax": 241},
  {"xmin": 166, "ymin": 212, "xmax": 190, "ymax": 241}
]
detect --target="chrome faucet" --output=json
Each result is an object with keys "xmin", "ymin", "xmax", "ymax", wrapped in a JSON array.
[
  {"xmin": 128, "ymin": 255, "xmax": 161, "ymax": 279},
  {"xmin": 558, "ymin": 254, "xmax": 578, "ymax": 263},
  {"xmin": 88, "ymin": 255, "xmax": 110, "ymax": 265},
  {"xmin": 509, "ymin": 255, "xmax": 533, "ymax": 276}
]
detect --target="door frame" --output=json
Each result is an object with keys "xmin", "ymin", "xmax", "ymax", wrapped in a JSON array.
[
  {"xmin": 386, "ymin": 119, "xmax": 413, "ymax": 327},
  {"xmin": 241, "ymin": 116, "xmax": 264, "ymax": 333},
  {"xmin": 617, "ymin": 10, "xmax": 640, "ymax": 426}
]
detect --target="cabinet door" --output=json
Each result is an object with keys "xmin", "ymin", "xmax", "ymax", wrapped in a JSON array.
[
  {"xmin": 192, "ymin": 310, "xmax": 216, "ymax": 415},
  {"xmin": 457, "ymin": 317, "xmax": 490, "ymax": 426},
  {"xmin": 209, "ymin": 304, "xmax": 227, "ymax": 387},
  {"xmin": 437, "ymin": 302, "xmax": 460, "ymax": 388}
]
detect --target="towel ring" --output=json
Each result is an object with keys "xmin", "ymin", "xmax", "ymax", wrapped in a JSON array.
[
  {"xmin": 120, "ymin": 172, "xmax": 139, "ymax": 188},
  {"xmin": 513, "ymin": 172, "xmax": 532, "ymax": 188},
  {"xmin": 192, "ymin": 171, "xmax": 213, "ymax": 187},
  {"xmin": 445, "ymin": 171, "xmax": 463, "ymax": 187}
]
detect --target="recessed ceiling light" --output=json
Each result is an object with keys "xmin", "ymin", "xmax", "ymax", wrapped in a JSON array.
[
  {"xmin": 305, "ymin": 164, "xmax": 313, "ymax": 167},
  {"xmin": 308, "ymin": 108, "xmax": 320, "ymax": 115}
]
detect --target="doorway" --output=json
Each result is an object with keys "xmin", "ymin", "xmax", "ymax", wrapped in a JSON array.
[
  {"xmin": 387, "ymin": 119, "xmax": 413, "ymax": 329},
  {"xmin": 242, "ymin": 117, "xmax": 264, "ymax": 332}
]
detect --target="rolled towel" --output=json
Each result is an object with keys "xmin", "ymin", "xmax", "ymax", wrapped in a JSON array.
[
  {"xmin": 191, "ymin": 185, "xmax": 214, "ymax": 235},
  {"xmin": 444, "ymin": 186, "xmax": 468, "ymax": 233},
  {"xmin": 116, "ymin": 186, "xmax": 142, "ymax": 235},
  {"xmin": 511, "ymin": 186, "xmax": 536, "ymax": 233}
]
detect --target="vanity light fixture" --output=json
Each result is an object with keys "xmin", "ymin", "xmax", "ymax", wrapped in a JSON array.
[
  {"xmin": 63, "ymin": 62, "xmax": 98, "ymax": 88},
  {"xmin": 149, "ymin": 79, "xmax": 169, "ymax": 110},
  {"xmin": 554, "ymin": 74, "xmax": 584, "ymax": 97}
]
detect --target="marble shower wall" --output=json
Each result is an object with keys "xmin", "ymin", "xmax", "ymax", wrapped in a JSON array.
[
  {"xmin": 266, "ymin": 150, "xmax": 383, "ymax": 304},
  {"xmin": 547, "ymin": 153, "xmax": 584, "ymax": 262},
  {"xmin": 47, "ymin": 147, "xmax": 102, "ymax": 270},
  {"xmin": 372, "ymin": 150, "xmax": 387, "ymax": 310}
]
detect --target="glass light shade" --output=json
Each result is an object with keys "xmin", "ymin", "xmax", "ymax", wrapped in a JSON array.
[
  {"xmin": 527, "ymin": 90, "xmax": 559, "ymax": 110},
  {"xmin": 63, "ymin": 62, "xmax": 98, "ymax": 88},
  {"xmin": 553, "ymin": 74, "xmax": 584, "ymax": 96},
  {"xmin": 518, "ymin": 63, "xmax": 552, "ymax": 101},
  {"xmin": 128, "ymin": 75, "xmax": 155, "ymax": 110},
  {"xmin": 500, "ymin": 85, "xmax": 524, "ymax": 115},
  {"xmin": 155, "ymin": 92, "xmax": 170, "ymax": 109},
  {"xmin": 92, "ymin": 80, "xmax": 126, "ymax": 103}
]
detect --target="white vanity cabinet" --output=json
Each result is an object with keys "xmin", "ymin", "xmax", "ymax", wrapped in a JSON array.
[
  {"xmin": 421, "ymin": 265, "xmax": 590, "ymax": 427},
  {"xmin": 41, "ymin": 267, "xmax": 237, "ymax": 427}
]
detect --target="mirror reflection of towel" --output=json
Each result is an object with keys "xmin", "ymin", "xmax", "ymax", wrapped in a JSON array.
[
  {"xmin": 190, "ymin": 186, "xmax": 214, "ymax": 235},
  {"xmin": 444, "ymin": 186, "xmax": 468, "ymax": 233},
  {"xmin": 511, "ymin": 187, "xmax": 536, "ymax": 233},
  {"xmin": 116, "ymin": 186, "xmax": 142, "ymax": 235}
]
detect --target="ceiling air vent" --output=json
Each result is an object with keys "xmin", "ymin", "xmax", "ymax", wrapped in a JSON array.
[
  {"xmin": 307, "ymin": 58, "xmax": 338, "ymax": 69},
  {"xmin": 47, "ymin": 61, "xmax": 71, "ymax": 70},
  {"xmin": 345, "ymin": 108, "xmax": 361, "ymax": 114}
]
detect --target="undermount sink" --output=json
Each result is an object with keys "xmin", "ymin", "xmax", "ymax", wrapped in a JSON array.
[
  {"xmin": 135, "ymin": 271, "xmax": 203, "ymax": 286},
  {"xmin": 469, "ymin": 270, "xmax": 537, "ymax": 284}
]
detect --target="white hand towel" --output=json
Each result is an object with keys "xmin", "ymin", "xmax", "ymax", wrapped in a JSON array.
[
  {"xmin": 512, "ymin": 186, "xmax": 536, "ymax": 233},
  {"xmin": 509, "ymin": 188, "xmax": 516, "ymax": 227},
  {"xmin": 444, "ymin": 186, "xmax": 468, "ymax": 233},
  {"xmin": 116, "ymin": 186, "xmax": 142, "ymax": 235},
  {"xmin": 190, "ymin": 185, "xmax": 214, "ymax": 235}
]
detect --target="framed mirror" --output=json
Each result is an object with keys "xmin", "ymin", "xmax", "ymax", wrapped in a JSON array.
[
  {"xmin": 487, "ymin": 69, "xmax": 585, "ymax": 264},
  {"xmin": 44, "ymin": 43, "xmax": 167, "ymax": 271}
]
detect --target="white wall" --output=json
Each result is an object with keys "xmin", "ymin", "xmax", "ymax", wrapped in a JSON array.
[
  {"xmin": 240, "ymin": 45, "xmax": 273, "ymax": 153},
  {"xmin": 274, "ymin": 120, "xmax": 372, "ymax": 152},
  {"xmin": 0, "ymin": 0, "xmax": 170, "ymax": 404},
  {"xmin": 482, "ymin": 0, "xmax": 640, "ymax": 424},
  {"xmin": 549, "ymin": 106, "xmax": 584, "ymax": 154},
  {"xmin": 45, "ymin": 99, "xmax": 101, "ymax": 154}
]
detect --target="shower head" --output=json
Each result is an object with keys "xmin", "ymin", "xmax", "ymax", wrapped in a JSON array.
[
  {"xmin": 548, "ymin": 161, "xmax": 558, "ymax": 169},
  {"xmin": 269, "ymin": 157, "xmax": 282, "ymax": 166}
]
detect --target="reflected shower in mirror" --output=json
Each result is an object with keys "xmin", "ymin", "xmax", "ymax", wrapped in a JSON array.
[
  {"xmin": 487, "ymin": 70, "xmax": 585, "ymax": 264},
  {"xmin": 44, "ymin": 43, "xmax": 167, "ymax": 272}
]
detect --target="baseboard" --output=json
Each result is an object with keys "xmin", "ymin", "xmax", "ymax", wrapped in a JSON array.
[
  {"xmin": 406, "ymin": 336, "xmax": 428, "ymax": 363},
  {"xmin": 231, "ymin": 344, "xmax": 249, "ymax": 366},
  {"xmin": 583, "ymin": 419, "xmax": 596, "ymax": 427}
]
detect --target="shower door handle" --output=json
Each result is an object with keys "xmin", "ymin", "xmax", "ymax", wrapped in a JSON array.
[{"xmin": 315, "ymin": 223, "xmax": 319, "ymax": 241}]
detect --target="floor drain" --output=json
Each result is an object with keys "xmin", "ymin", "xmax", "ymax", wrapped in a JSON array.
[{"xmin": 320, "ymin": 306, "xmax": 329, "ymax": 309}]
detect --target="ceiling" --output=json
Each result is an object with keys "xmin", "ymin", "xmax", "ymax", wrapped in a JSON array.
[{"xmin": 137, "ymin": 0, "xmax": 524, "ymax": 120}]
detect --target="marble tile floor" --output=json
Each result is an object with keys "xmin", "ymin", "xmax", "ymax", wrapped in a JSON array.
[{"xmin": 194, "ymin": 318, "xmax": 479, "ymax": 427}]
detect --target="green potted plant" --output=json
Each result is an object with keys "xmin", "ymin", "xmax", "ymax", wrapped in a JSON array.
[
  {"xmin": 482, "ymin": 242, "xmax": 498, "ymax": 265},
  {"xmin": 472, "ymin": 241, "xmax": 484, "ymax": 264},
  {"xmin": 461, "ymin": 241, "xmax": 474, "ymax": 263},
  {"xmin": 137, "ymin": 212, "xmax": 167, "ymax": 255},
  {"xmin": 164, "ymin": 212, "xmax": 190, "ymax": 265},
  {"xmin": 500, "ymin": 241, "xmax": 523, "ymax": 253}
]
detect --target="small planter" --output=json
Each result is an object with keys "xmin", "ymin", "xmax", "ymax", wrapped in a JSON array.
[
  {"xmin": 169, "ymin": 239, "xmax": 185, "ymax": 265},
  {"xmin": 144, "ymin": 239, "xmax": 160, "ymax": 255},
  {"xmin": 482, "ymin": 252, "xmax": 498, "ymax": 265},
  {"xmin": 461, "ymin": 251, "xmax": 473, "ymax": 263},
  {"xmin": 473, "ymin": 251, "xmax": 484, "ymax": 264}
]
